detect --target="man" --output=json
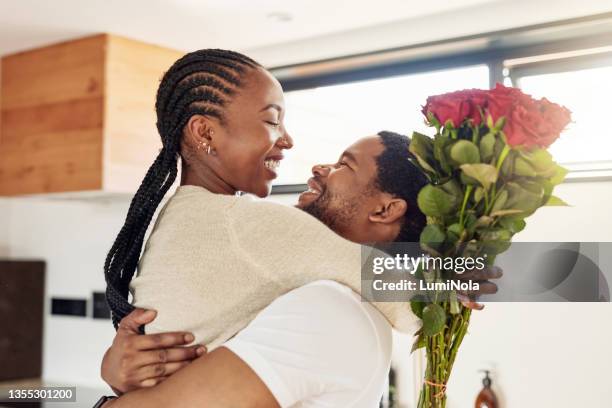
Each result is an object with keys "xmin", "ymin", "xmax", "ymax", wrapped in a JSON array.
[{"xmin": 99, "ymin": 132, "xmax": 500, "ymax": 407}]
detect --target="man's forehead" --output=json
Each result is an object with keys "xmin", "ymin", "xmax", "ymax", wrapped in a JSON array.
[{"xmin": 344, "ymin": 135, "xmax": 383, "ymax": 162}]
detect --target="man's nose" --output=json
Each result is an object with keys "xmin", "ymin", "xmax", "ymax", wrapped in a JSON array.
[{"xmin": 312, "ymin": 164, "xmax": 332, "ymax": 177}]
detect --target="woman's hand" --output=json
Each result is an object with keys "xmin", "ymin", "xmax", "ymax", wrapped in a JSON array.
[{"xmin": 101, "ymin": 308, "xmax": 207, "ymax": 394}]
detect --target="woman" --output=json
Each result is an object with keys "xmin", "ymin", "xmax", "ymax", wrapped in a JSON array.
[{"xmin": 104, "ymin": 49, "xmax": 293, "ymax": 329}]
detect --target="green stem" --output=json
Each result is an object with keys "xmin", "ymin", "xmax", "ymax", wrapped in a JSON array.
[
  {"xmin": 496, "ymin": 144, "xmax": 511, "ymax": 172},
  {"xmin": 459, "ymin": 185, "xmax": 473, "ymax": 226},
  {"xmin": 490, "ymin": 144, "xmax": 511, "ymax": 204}
]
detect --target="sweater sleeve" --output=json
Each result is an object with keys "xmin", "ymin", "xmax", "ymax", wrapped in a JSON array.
[{"xmin": 225, "ymin": 197, "xmax": 420, "ymax": 334}]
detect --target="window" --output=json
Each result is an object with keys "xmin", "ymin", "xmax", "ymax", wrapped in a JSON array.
[{"xmin": 276, "ymin": 65, "xmax": 490, "ymax": 186}]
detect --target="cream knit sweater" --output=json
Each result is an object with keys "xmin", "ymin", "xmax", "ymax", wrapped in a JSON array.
[{"xmin": 131, "ymin": 185, "xmax": 419, "ymax": 349}]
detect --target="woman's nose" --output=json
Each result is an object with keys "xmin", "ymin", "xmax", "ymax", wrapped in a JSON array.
[{"xmin": 277, "ymin": 129, "xmax": 294, "ymax": 150}]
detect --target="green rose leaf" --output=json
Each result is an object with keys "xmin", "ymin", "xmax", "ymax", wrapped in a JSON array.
[
  {"xmin": 420, "ymin": 224, "xmax": 446, "ymax": 251},
  {"xmin": 433, "ymin": 134, "xmax": 452, "ymax": 174},
  {"xmin": 499, "ymin": 216, "xmax": 527, "ymax": 233},
  {"xmin": 460, "ymin": 163, "xmax": 498, "ymax": 190},
  {"xmin": 411, "ymin": 332, "xmax": 427, "ymax": 353},
  {"xmin": 410, "ymin": 299, "xmax": 425, "ymax": 319},
  {"xmin": 417, "ymin": 185, "xmax": 454, "ymax": 216},
  {"xmin": 490, "ymin": 189, "xmax": 508, "ymax": 213},
  {"xmin": 550, "ymin": 165, "xmax": 569, "ymax": 185},
  {"xmin": 409, "ymin": 132, "xmax": 436, "ymax": 173},
  {"xmin": 450, "ymin": 140, "xmax": 481, "ymax": 165},
  {"xmin": 514, "ymin": 157, "xmax": 537, "ymax": 177},
  {"xmin": 479, "ymin": 132, "xmax": 496, "ymax": 163},
  {"xmin": 545, "ymin": 195, "xmax": 570, "ymax": 206},
  {"xmin": 479, "ymin": 228, "xmax": 513, "ymax": 254},
  {"xmin": 439, "ymin": 180, "xmax": 462, "ymax": 208},
  {"xmin": 447, "ymin": 223, "xmax": 464, "ymax": 237},
  {"xmin": 422, "ymin": 304, "xmax": 446, "ymax": 336},
  {"xmin": 505, "ymin": 182, "xmax": 544, "ymax": 214},
  {"xmin": 519, "ymin": 148, "xmax": 557, "ymax": 177}
]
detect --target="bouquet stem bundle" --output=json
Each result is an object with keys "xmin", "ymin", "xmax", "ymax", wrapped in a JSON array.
[{"xmin": 409, "ymin": 85, "xmax": 571, "ymax": 407}]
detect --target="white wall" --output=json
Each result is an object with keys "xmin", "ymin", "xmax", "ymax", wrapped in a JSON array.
[{"xmin": 0, "ymin": 195, "xmax": 131, "ymax": 390}]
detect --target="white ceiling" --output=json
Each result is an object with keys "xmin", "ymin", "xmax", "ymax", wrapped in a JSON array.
[{"xmin": 0, "ymin": 0, "xmax": 501, "ymax": 58}]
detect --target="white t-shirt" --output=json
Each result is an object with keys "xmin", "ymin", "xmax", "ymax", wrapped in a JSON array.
[{"xmin": 224, "ymin": 280, "xmax": 393, "ymax": 408}]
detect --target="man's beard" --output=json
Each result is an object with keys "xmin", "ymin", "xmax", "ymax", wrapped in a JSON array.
[{"xmin": 301, "ymin": 189, "xmax": 359, "ymax": 235}]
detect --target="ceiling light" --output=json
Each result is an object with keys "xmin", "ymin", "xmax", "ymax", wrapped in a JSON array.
[{"xmin": 267, "ymin": 12, "xmax": 293, "ymax": 23}]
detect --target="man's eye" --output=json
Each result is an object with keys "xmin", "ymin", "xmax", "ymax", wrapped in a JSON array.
[{"xmin": 337, "ymin": 161, "xmax": 349, "ymax": 168}]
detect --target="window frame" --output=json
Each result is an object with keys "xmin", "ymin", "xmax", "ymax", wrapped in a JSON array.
[{"xmin": 269, "ymin": 14, "xmax": 612, "ymax": 193}]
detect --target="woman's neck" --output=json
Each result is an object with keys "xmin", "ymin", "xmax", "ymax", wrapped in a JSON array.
[{"xmin": 180, "ymin": 162, "xmax": 236, "ymax": 195}]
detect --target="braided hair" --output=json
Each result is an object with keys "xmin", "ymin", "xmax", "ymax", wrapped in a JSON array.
[{"xmin": 104, "ymin": 49, "xmax": 261, "ymax": 329}]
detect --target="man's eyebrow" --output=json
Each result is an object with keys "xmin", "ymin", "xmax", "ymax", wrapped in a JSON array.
[{"xmin": 260, "ymin": 104, "xmax": 283, "ymax": 113}]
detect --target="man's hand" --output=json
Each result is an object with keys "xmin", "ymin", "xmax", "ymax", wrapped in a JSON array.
[
  {"xmin": 456, "ymin": 266, "xmax": 503, "ymax": 310},
  {"xmin": 101, "ymin": 308, "xmax": 207, "ymax": 395}
]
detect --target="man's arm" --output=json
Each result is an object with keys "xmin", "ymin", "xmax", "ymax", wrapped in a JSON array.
[{"xmin": 105, "ymin": 347, "xmax": 279, "ymax": 408}]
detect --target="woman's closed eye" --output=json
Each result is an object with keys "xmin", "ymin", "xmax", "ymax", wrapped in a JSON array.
[{"xmin": 265, "ymin": 120, "xmax": 281, "ymax": 128}]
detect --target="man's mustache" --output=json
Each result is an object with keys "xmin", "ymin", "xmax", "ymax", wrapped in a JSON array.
[{"xmin": 306, "ymin": 177, "xmax": 325, "ymax": 195}]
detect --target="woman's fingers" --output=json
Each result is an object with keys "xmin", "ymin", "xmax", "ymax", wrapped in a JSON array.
[
  {"xmin": 140, "ymin": 376, "xmax": 169, "ymax": 388},
  {"xmin": 132, "ymin": 331, "xmax": 195, "ymax": 351},
  {"xmin": 117, "ymin": 309, "xmax": 157, "ymax": 334},
  {"xmin": 460, "ymin": 281, "xmax": 498, "ymax": 295},
  {"xmin": 459, "ymin": 296, "xmax": 485, "ymax": 310},
  {"xmin": 134, "ymin": 345, "xmax": 207, "ymax": 367},
  {"xmin": 136, "ymin": 361, "xmax": 192, "ymax": 381}
]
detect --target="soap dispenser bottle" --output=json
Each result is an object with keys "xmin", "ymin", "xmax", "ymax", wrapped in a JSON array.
[{"xmin": 475, "ymin": 370, "xmax": 498, "ymax": 408}]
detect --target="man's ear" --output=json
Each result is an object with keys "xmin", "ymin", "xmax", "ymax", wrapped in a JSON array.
[
  {"xmin": 368, "ymin": 198, "xmax": 408, "ymax": 224},
  {"xmin": 185, "ymin": 115, "xmax": 216, "ymax": 147}
]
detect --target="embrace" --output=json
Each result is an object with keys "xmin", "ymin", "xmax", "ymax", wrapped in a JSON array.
[{"xmin": 97, "ymin": 49, "xmax": 500, "ymax": 408}]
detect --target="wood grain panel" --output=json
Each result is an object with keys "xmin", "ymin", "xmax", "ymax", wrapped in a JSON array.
[
  {"xmin": 0, "ymin": 34, "xmax": 183, "ymax": 195},
  {"xmin": 103, "ymin": 35, "xmax": 183, "ymax": 192},
  {"xmin": 1, "ymin": 35, "xmax": 106, "ymax": 110},
  {"xmin": 0, "ymin": 35, "xmax": 106, "ymax": 195},
  {"xmin": 0, "ymin": 128, "xmax": 102, "ymax": 194}
]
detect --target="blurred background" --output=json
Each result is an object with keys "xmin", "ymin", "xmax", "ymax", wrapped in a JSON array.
[{"xmin": 1, "ymin": 0, "xmax": 612, "ymax": 406}]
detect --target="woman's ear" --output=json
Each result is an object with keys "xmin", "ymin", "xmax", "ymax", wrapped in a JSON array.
[
  {"xmin": 185, "ymin": 115, "xmax": 215, "ymax": 147},
  {"xmin": 368, "ymin": 198, "xmax": 408, "ymax": 224}
]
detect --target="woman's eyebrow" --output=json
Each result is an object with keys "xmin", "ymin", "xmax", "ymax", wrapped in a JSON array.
[{"xmin": 260, "ymin": 104, "xmax": 283, "ymax": 113}]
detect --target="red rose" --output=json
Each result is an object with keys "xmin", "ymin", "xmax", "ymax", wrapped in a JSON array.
[
  {"xmin": 422, "ymin": 89, "xmax": 488, "ymax": 127},
  {"xmin": 486, "ymin": 84, "xmax": 571, "ymax": 148}
]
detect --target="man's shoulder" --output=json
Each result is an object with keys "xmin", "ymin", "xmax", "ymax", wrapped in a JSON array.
[{"xmin": 273, "ymin": 280, "xmax": 392, "ymax": 351}]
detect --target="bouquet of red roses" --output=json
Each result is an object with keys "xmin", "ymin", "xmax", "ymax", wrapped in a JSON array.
[{"xmin": 409, "ymin": 84, "xmax": 571, "ymax": 407}]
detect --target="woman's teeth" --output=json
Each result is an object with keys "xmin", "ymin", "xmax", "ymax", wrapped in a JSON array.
[{"xmin": 264, "ymin": 159, "xmax": 280, "ymax": 170}]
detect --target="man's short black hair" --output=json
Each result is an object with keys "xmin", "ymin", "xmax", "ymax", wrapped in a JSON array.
[{"xmin": 374, "ymin": 131, "xmax": 428, "ymax": 242}]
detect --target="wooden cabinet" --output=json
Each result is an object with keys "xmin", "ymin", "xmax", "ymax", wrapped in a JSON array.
[{"xmin": 0, "ymin": 34, "xmax": 183, "ymax": 196}]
